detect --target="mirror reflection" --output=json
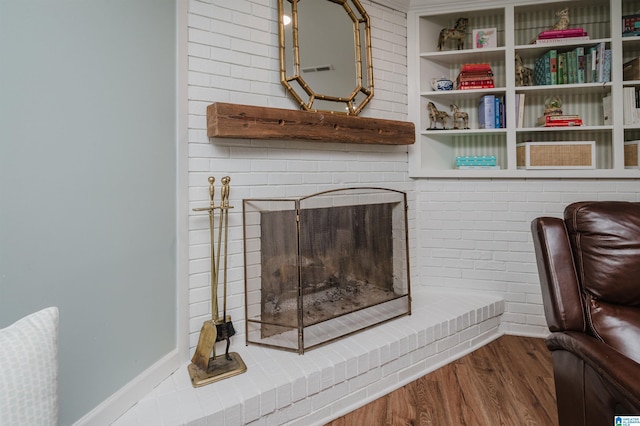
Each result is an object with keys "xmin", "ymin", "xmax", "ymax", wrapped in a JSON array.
[{"xmin": 278, "ymin": 0, "xmax": 374, "ymax": 115}]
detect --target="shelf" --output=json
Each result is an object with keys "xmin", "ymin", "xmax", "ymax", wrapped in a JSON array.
[
  {"xmin": 207, "ymin": 103, "xmax": 415, "ymax": 145},
  {"xmin": 517, "ymin": 125, "xmax": 613, "ymax": 133},
  {"xmin": 515, "ymin": 83, "xmax": 611, "ymax": 96},
  {"xmin": 419, "ymin": 47, "xmax": 505, "ymax": 65},
  {"xmin": 515, "ymin": 38, "xmax": 612, "ymax": 59},
  {"xmin": 421, "ymin": 88, "xmax": 506, "ymax": 99}
]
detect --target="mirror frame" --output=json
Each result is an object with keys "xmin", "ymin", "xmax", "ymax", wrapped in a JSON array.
[{"xmin": 277, "ymin": 0, "xmax": 374, "ymax": 115}]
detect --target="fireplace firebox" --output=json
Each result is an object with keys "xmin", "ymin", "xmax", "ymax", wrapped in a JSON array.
[{"xmin": 242, "ymin": 187, "xmax": 411, "ymax": 354}]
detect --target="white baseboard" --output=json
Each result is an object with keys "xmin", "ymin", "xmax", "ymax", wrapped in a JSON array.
[{"xmin": 72, "ymin": 349, "xmax": 180, "ymax": 426}]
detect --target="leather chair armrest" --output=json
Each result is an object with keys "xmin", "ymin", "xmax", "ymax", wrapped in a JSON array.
[
  {"xmin": 547, "ymin": 331, "xmax": 640, "ymax": 408},
  {"xmin": 531, "ymin": 217, "xmax": 585, "ymax": 332}
]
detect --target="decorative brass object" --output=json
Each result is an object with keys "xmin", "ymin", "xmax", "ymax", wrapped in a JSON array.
[
  {"xmin": 188, "ymin": 176, "xmax": 246, "ymax": 387},
  {"xmin": 278, "ymin": 0, "xmax": 373, "ymax": 115}
]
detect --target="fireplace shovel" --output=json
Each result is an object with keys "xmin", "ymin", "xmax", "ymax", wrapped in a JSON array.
[{"xmin": 188, "ymin": 176, "xmax": 246, "ymax": 387}]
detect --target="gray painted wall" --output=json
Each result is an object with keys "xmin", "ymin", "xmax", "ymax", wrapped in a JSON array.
[{"xmin": 0, "ymin": 1, "xmax": 177, "ymax": 424}]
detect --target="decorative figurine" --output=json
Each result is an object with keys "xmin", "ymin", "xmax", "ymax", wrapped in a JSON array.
[
  {"xmin": 437, "ymin": 18, "xmax": 468, "ymax": 51},
  {"xmin": 450, "ymin": 104, "xmax": 469, "ymax": 129},
  {"xmin": 515, "ymin": 53, "xmax": 534, "ymax": 86},
  {"xmin": 551, "ymin": 8, "xmax": 569, "ymax": 31},
  {"xmin": 427, "ymin": 102, "xmax": 450, "ymax": 129}
]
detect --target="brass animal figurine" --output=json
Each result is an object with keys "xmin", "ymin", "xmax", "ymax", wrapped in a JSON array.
[
  {"xmin": 450, "ymin": 104, "xmax": 469, "ymax": 129},
  {"xmin": 437, "ymin": 18, "xmax": 468, "ymax": 51},
  {"xmin": 551, "ymin": 8, "xmax": 569, "ymax": 30},
  {"xmin": 427, "ymin": 102, "xmax": 449, "ymax": 129},
  {"xmin": 515, "ymin": 53, "xmax": 534, "ymax": 86}
]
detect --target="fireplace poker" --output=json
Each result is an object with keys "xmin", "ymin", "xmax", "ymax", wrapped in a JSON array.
[
  {"xmin": 216, "ymin": 176, "xmax": 235, "ymax": 360},
  {"xmin": 190, "ymin": 177, "xmax": 220, "ymax": 369}
]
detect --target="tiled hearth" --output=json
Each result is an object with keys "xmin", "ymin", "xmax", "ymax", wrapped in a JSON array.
[{"xmin": 113, "ymin": 289, "xmax": 504, "ymax": 425}]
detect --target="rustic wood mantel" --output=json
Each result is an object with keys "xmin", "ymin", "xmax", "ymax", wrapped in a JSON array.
[{"xmin": 206, "ymin": 102, "xmax": 415, "ymax": 145}]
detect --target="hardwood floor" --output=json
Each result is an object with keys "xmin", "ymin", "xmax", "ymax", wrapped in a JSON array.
[{"xmin": 326, "ymin": 335, "xmax": 557, "ymax": 426}]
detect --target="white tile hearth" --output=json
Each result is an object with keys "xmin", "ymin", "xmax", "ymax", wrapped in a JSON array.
[{"xmin": 113, "ymin": 289, "xmax": 504, "ymax": 426}]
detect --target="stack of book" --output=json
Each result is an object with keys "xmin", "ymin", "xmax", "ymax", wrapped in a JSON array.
[
  {"xmin": 535, "ymin": 28, "xmax": 589, "ymax": 44},
  {"xmin": 455, "ymin": 155, "xmax": 498, "ymax": 169},
  {"xmin": 536, "ymin": 114, "xmax": 583, "ymax": 127},
  {"xmin": 456, "ymin": 63, "xmax": 494, "ymax": 90}
]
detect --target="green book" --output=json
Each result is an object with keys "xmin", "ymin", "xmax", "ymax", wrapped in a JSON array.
[
  {"xmin": 576, "ymin": 47, "xmax": 585, "ymax": 83},
  {"xmin": 567, "ymin": 49, "xmax": 576, "ymax": 84},
  {"xmin": 549, "ymin": 49, "xmax": 557, "ymax": 85},
  {"xmin": 557, "ymin": 52, "xmax": 567, "ymax": 84}
]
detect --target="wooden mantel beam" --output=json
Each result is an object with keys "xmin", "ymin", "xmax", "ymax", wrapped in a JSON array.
[{"xmin": 207, "ymin": 102, "xmax": 415, "ymax": 145}]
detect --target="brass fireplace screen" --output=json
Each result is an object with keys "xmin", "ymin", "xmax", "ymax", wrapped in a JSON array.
[{"xmin": 242, "ymin": 187, "xmax": 411, "ymax": 354}]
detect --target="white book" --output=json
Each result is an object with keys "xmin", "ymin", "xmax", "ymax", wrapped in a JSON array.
[
  {"xmin": 624, "ymin": 87, "xmax": 637, "ymax": 125},
  {"xmin": 603, "ymin": 94, "xmax": 612, "ymax": 125},
  {"xmin": 517, "ymin": 93, "xmax": 526, "ymax": 128},
  {"xmin": 534, "ymin": 36, "xmax": 590, "ymax": 45}
]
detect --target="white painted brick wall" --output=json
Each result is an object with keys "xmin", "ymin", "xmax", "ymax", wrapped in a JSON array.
[
  {"xmin": 187, "ymin": 0, "xmax": 640, "ymax": 356},
  {"xmin": 416, "ymin": 179, "xmax": 640, "ymax": 336},
  {"xmin": 187, "ymin": 0, "xmax": 414, "ymax": 353}
]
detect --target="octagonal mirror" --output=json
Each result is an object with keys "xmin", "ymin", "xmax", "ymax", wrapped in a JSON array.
[{"xmin": 278, "ymin": 0, "xmax": 374, "ymax": 115}]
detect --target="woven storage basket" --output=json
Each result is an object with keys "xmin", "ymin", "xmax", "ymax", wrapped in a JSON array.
[
  {"xmin": 516, "ymin": 141, "xmax": 595, "ymax": 169},
  {"xmin": 625, "ymin": 141, "xmax": 639, "ymax": 168}
]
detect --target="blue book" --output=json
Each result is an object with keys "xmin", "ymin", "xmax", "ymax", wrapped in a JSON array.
[
  {"xmin": 495, "ymin": 96, "xmax": 501, "ymax": 128},
  {"xmin": 603, "ymin": 49, "xmax": 612, "ymax": 82},
  {"xmin": 478, "ymin": 95, "xmax": 496, "ymax": 129}
]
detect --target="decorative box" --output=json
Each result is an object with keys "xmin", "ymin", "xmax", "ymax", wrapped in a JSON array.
[
  {"xmin": 516, "ymin": 141, "xmax": 596, "ymax": 169},
  {"xmin": 625, "ymin": 140, "xmax": 640, "ymax": 168},
  {"xmin": 623, "ymin": 57, "xmax": 640, "ymax": 81}
]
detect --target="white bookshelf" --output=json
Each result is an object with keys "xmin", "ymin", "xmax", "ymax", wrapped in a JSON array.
[{"xmin": 408, "ymin": 0, "xmax": 640, "ymax": 178}]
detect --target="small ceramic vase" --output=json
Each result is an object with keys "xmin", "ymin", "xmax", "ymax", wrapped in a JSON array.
[{"xmin": 431, "ymin": 77, "xmax": 454, "ymax": 91}]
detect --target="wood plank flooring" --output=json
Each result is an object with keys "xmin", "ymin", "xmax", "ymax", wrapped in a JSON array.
[{"xmin": 326, "ymin": 335, "xmax": 557, "ymax": 426}]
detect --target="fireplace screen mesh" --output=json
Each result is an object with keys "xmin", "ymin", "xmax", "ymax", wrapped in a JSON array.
[{"xmin": 243, "ymin": 187, "xmax": 411, "ymax": 354}]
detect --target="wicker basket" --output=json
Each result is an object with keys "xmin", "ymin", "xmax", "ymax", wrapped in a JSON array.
[
  {"xmin": 516, "ymin": 141, "xmax": 595, "ymax": 169},
  {"xmin": 625, "ymin": 141, "xmax": 639, "ymax": 168}
]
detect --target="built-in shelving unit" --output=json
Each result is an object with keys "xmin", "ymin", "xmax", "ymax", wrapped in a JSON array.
[{"xmin": 408, "ymin": 0, "xmax": 640, "ymax": 178}]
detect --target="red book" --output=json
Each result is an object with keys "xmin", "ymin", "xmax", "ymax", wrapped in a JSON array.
[
  {"xmin": 545, "ymin": 119, "xmax": 583, "ymax": 127},
  {"xmin": 460, "ymin": 63, "xmax": 492, "ymax": 72},
  {"xmin": 538, "ymin": 28, "xmax": 586, "ymax": 38}
]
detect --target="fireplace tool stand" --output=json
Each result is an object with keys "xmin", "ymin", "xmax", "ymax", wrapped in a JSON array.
[{"xmin": 188, "ymin": 176, "xmax": 246, "ymax": 387}]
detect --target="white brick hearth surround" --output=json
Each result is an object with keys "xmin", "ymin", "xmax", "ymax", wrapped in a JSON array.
[
  {"xmin": 114, "ymin": 290, "xmax": 503, "ymax": 425},
  {"xmin": 112, "ymin": 0, "xmax": 640, "ymax": 424}
]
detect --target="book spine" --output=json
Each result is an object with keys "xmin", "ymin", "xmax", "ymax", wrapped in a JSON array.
[
  {"xmin": 603, "ymin": 49, "xmax": 612, "ymax": 82},
  {"xmin": 549, "ymin": 49, "xmax": 557, "ymax": 85},
  {"xmin": 567, "ymin": 50, "xmax": 578, "ymax": 84},
  {"xmin": 494, "ymin": 96, "xmax": 501, "ymax": 128},
  {"xmin": 538, "ymin": 32, "xmax": 587, "ymax": 39},
  {"xmin": 597, "ymin": 42, "xmax": 606, "ymax": 82},
  {"xmin": 534, "ymin": 55, "xmax": 545, "ymax": 86},
  {"xmin": 534, "ymin": 36, "xmax": 590, "ymax": 44},
  {"xmin": 478, "ymin": 95, "xmax": 495, "ymax": 129},
  {"xmin": 557, "ymin": 53, "xmax": 566, "ymax": 84},
  {"xmin": 603, "ymin": 94, "xmax": 612, "ymax": 125},
  {"xmin": 589, "ymin": 46, "xmax": 598, "ymax": 82},
  {"xmin": 538, "ymin": 28, "xmax": 585, "ymax": 37},
  {"xmin": 576, "ymin": 47, "xmax": 585, "ymax": 83}
]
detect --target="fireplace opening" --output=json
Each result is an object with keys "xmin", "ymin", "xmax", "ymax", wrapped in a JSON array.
[{"xmin": 243, "ymin": 187, "xmax": 411, "ymax": 354}]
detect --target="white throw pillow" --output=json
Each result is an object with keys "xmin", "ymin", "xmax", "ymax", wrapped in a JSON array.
[{"xmin": 0, "ymin": 307, "xmax": 59, "ymax": 426}]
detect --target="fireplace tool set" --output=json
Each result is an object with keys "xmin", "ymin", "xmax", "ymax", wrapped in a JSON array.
[{"xmin": 188, "ymin": 176, "xmax": 246, "ymax": 387}]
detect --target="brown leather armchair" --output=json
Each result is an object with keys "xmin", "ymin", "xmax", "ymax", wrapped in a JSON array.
[{"xmin": 531, "ymin": 201, "xmax": 640, "ymax": 426}]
